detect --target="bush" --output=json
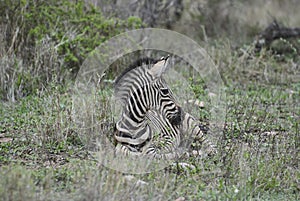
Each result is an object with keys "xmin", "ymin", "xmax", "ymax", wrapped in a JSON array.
[{"xmin": 0, "ymin": 0, "xmax": 143, "ymax": 100}]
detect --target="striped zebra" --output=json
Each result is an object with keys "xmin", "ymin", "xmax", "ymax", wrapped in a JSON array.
[{"xmin": 113, "ymin": 56, "xmax": 216, "ymax": 159}]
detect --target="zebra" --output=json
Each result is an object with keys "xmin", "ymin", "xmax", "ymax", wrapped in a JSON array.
[{"xmin": 113, "ymin": 56, "xmax": 216, "ymax": 159}]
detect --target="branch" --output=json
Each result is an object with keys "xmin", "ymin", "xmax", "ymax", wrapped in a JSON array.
[{"xmin": 254, "ymin": 20, "xmax": 300, "ymax": 50}]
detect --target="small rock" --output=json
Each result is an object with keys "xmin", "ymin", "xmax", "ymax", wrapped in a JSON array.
[
  {"xmin": 124, "ymin": 175, "xmax": 135, "ymax": 182},
  {"xmin": 136, "ymin": 179, "xmax": 148, "ymax": 186},
  {"xmin": 184, "ymin": 99, "xmax": 205, "ymax": 107},
  {"xmin": 173, "ymin": 162, "xmax": 196, "ymax": 170},
  {"xmin": 179, "ymin": 162, "xmax": 196, "ymax": 170},
  {"xmin": 124, "ymin": 175, "xmax": 148, "ymax": 187},
  {"xmin": 208, "ymin": 92, "xmax": 216, "ymax": 98},
  {"xmin": 0, "ymin": 137, "xmax": 13, "ymax": 143}
]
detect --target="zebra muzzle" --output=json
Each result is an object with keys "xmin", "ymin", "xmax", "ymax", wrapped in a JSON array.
[{"xmin": 168, "ymin": 106, "xmax": 183, "ymax": 126}]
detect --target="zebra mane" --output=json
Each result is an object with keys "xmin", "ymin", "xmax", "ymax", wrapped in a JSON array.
[{"xmin": 114, "ymin": 57, "xmax": 159, "ymax": 86}]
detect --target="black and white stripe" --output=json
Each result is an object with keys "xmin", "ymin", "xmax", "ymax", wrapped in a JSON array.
[{"xmin": 113, "ymin": 56, "xmax": 216, "ymax": 159}]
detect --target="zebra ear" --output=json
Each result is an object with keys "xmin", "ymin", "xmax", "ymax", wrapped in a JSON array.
[{"xmin": 148, "ymin": 59, "xmax": 168, "ymax": 78}]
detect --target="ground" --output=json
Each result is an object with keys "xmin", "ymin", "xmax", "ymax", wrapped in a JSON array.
[{"xmin": 0, "ymin": 1, "xmax": 299, "ymax": 201}]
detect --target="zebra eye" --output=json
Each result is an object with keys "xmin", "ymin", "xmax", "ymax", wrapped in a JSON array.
[{"xmin": 161, "ymin": 88, "xmax": 169, "ymax": 95}]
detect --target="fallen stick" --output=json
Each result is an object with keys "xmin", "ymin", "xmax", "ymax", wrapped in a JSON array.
[{"xmin": 254, "ymin": 20, "xmax": 300, "ymax": 50}]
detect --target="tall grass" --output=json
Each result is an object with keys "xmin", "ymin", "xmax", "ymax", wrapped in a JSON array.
[{"xmin": 0, "ymin": 0, "xmax": 299, "ymax": 200}]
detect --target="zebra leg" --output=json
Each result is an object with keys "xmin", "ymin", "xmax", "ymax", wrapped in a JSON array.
[
  {"xmin": 115, "ymin": 141, "xmax": 181, "ymax": 160},
  {"xmin": 115, "ymin": 143, "xmax": 143, "ymax": 157},
  {"xmin": 181, "ymin": 112, "xmax": 217, "ymax": 157}
]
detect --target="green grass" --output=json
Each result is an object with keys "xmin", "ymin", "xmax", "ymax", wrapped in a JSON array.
[
  {"xmin": 1, "ymin": 45, "xmax": 299, "ymax": 200},
  {"xmin": 1, "ymin": 1, "xmax": 299, "ymax": 200}
]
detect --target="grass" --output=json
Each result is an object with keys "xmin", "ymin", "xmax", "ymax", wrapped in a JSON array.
[
  {"xmin": 1, "ymin": 1, "xmax": 299, "ymax": 200},
  {"xmin": 0, "ymin": 42, "xmax": 299, "ymax": 200}
]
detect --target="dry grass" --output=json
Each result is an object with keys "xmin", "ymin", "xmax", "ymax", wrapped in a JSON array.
[{"xmin": 0, "ymin": 0, "xmax": 299, "ymax": 200}]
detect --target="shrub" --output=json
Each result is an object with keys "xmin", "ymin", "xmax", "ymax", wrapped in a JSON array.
[{"xmin": 0, "ymin": 0, "xmax": 143, "ymax": 100}]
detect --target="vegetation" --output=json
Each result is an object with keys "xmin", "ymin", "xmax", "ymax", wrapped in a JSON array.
[
  {"xmin": 0, "ymin": 0, "xmax": 142, "ymax": 101},
  {"xmin": 0, "ymin": 0, "xmax": 299, "ymax": 200}
]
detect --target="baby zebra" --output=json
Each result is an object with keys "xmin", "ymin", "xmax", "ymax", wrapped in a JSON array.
[{"xmin": 113, "ymin": 56, "xmax": 216, "ymax": 159}]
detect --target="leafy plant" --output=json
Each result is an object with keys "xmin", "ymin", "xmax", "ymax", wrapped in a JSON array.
[{"xmin": 0, "ymin": 0, "xmax": 143, "ymax": 100}]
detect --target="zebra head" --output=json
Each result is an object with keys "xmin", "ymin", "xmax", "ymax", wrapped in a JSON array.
[
  {"xmin": 147, "ymin": 55, "xmax": 183, "ymax": 125},
  {"xmin": 114, "ymin": 56, "xmax": 182, "ymax": 126}
]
